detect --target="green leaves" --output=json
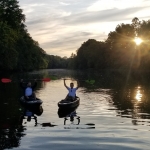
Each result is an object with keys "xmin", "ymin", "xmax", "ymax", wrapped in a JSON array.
[
  {"xmin": 0, "ymin": 0, "xmax": 25, "ymax": 29},
  {"xmin": 85, "ymin": 80, "xmax": 95, "ymax": 85},
  {"xmin": 0, "ymin": 21, "xmax": 18, "ymax": 69},
  {"xmin": 0, "ymin": 0, "xmax": 48, "ymax": 71},
  {"xmin": 69, "ymin": 18, "xmax": 150, "ymax": 71}
]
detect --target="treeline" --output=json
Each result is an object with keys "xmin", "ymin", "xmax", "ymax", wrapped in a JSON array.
[
  {"xmin": 0, "ymin": 0, "xmax": 68, "ymax": 71},
  {"xmin": 1, "ymin": 1, "xmax": 150, "ymax": 72},
  {"xmin": 0, "ymin": 0, "xmax": 50, "ymax": 71},
  {"xmin": 69, "ymin": 18, "xmax": 150, "ymax": 71},
  {"xmin": 46, "ymin": 55, "xmax": 68, "ymax": 69}
]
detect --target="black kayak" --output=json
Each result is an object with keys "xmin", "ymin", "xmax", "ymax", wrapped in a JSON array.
[
  {"xmin": 58, "ymin": 96, "xmax": 80, "ymax": 109},
  {"xmin": 20, "ymin": 96, "xmax": 43, "ymax": 107},
  {"xmin": 23, "ymin": 105, "xmax": 43, "ymax": 117}
]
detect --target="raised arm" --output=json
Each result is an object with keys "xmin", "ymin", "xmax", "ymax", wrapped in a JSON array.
[
  {"xmin": 32, "ymin": 79, "xmax": 37, "ymax": 89},
  {"xmin": 20, "ymin": 79, "xmax": 25, "ymax": 89},
  {"xmin": 64, "ymin": 79, "xmax": 68, "ymax": 89},
  {"xmin": 76, "ymin": 80, "xmax": 80, "ymax": 89}
]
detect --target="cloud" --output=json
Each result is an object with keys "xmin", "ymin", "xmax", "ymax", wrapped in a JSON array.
[
  {"xmin": 42, "ymin": 32, "xmax": 92, "ymax": 48},
  {"xmin": 19, "ymin": 0, "xmax": 150, "ymax": 57},
  {"xmin": 87, "ymin": 0, "xmax": 145, "ymax": 11},
  {"xmin": 61, "ymin": 7, "xmax": 150, "ymax": 25},
  {"xmin": 59, "ymin": 2, "xmax": 70, "ymax": 6},
  {"xmin": 40, "ymin": 31, "xmax": 106, "ymax": 56},
  {"xmin": 25, "ymin": 5, "xmax": 150, "ymax": 29}
]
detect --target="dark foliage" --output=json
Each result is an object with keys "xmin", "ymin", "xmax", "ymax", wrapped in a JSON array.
[{"xmin": 69, "ymin": 17, "xmax": 150, "ymax": 71}]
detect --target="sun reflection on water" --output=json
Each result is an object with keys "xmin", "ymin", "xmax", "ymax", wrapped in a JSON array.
[{"xmin": 135, "ymin": 87, "xmax": 142, "ymax": 101}]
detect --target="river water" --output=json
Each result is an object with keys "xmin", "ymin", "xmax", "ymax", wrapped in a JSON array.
[{"xmin": 0, "ymin": 69, "xmax": 150, "ymax": 150}]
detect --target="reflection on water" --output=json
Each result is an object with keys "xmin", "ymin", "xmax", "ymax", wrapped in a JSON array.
[
  {"xmin": 64, "ymin": 113, "xmax": 80, "ymax": 125},
  {"xmin": 0, "ymin": 126, "xmax": 25, "ymax": 150},
  {"xmin": 19, "ymin": 105, "xmax": 43, "ymax": 127},
  {"xmin": 58, "ymin": 105, "xmax": 96, "ymax": 129},
  {"xmin": 135, "ymin": 87, "xmax": 142, "ymax": 102},
  {"xmin": 64, "ymin": 110, "xmax": 80, "ymax": 125},
  {"xmin": 111, "ymin": 84, "xmax": 150, "ymax": 127},
  {"xmin": 20, "ymin": 109, "xmax": 38, "ymax": 126},
  {"xmin": 1, "ymin": 69, "xmax": 150, "ymax": 149},
  {"xmin": 58, "ymin": 106, "xmax": 80, "ymax": 125}
]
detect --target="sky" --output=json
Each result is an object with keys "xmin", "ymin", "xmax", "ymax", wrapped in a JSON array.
[{"xmin": 19, "ymin": 0, "xmax": 150, "ymax": 57}]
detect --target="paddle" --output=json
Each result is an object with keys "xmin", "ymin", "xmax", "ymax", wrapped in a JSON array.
[
  {"xmin": 1, "ymin": 78, "xmax": 50, "ymax": 83},
  {"xmin": 85, "ymin": 79, "xmax": 95, "ymax": 85},
  {"xmin": 63, "ymin": 78, "xmax": 95, "ymax": 85}
]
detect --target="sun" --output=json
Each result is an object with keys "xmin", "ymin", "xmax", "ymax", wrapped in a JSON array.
[{"xmin": 134, "ymin": 37, "xmax": 143, "ymax": 45}]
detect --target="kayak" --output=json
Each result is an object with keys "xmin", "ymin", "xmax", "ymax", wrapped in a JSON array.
[
  {"xmin": 20, "ymin": 96, "xmax": 43, "ymax": 107},
  {"xmin": 58, "ymin": 96, "xmax": 80, "ymax": 109}
]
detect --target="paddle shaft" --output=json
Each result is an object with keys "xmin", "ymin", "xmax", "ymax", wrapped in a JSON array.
[
  {"xmin": 1, "ymin": 78, "xmax": 50, "ymax": 83},
  {"xmin": 63, "ymin": 78, "xmax": 95, "ymax": 82}
]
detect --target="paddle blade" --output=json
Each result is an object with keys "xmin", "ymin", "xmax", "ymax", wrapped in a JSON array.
[
  {"xmin": 42, "ymin": 78, "xmax": 51, "ymax": 82},
  {"xmin": 50, "ymin": 76, "xmax": 58, "ymax": 80},
  {"xmin": 1, "ymin": 78, "xmax": 12, "ymax": 83},
  {"xmin": 85, "ymin": 80, "xmax": 95, "ymax": 85}
]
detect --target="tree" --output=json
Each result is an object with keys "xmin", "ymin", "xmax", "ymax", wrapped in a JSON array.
[
  {"xmin": 0, "ymin": 0, "xmax": 25, "ymax": 29},
  {"xmin": 0, "ymin": 21, "xmax": 18, "ymax": 70},
  {"xmin": 46, "ymin": 55, "xmax": 68, "ymax": 69},
  {"xmin": 0, "ymin": 0, "xmax": 49, "ymax": 71},
  {"xmin": 132, "ymin": 17, "xmax": 140, "ymax": 37},
  {"xmin": 137, "ymin": 20, "xmax": 150, "ymax": 70},
  {"xmin": 74, "ymin": 39, "xmax": 109, "ymax": 69},
  {"xmin": 106, "ymin": 23, "xmax": 135, "ymax": 69},
  {"xmin": 73, "ymin": 18, "xmax": 146, "ymax": 70}
]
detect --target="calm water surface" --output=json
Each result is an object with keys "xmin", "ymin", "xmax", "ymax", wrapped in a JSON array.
[{"xmin": 0, "ymin": 69, "xmax": 150, "ymax": 150}]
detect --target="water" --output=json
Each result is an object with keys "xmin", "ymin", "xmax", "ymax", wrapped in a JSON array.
[{"xmin": 0, "ymin": 69, "xmax": 150, "ymax": 150}]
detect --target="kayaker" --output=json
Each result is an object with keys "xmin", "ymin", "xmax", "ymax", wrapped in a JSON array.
[
  {"xmin": 20, "ymin": 79, "xmax": 37, "ymax": 100},
  {"xmin": 64, "ymin": 79, "xmax": 79, "ymax": 101}
]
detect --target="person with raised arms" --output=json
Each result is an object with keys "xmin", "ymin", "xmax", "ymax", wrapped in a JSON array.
[
  {"xmin": 64, "ymin": 79, "xmax": 79, "ymax": 101},
  {"xmin": 20, "ymin": 79, "xmax": 37, "ymax": 100}
]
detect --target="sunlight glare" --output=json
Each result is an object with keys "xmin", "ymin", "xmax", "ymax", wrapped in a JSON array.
[
  {"xmin": 134, "ymin": 37, "xmax": 143, "ymax": 45},
  {"xmin": 135, "ymin": 90, "xmax": 142, "ymax": 101}
]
